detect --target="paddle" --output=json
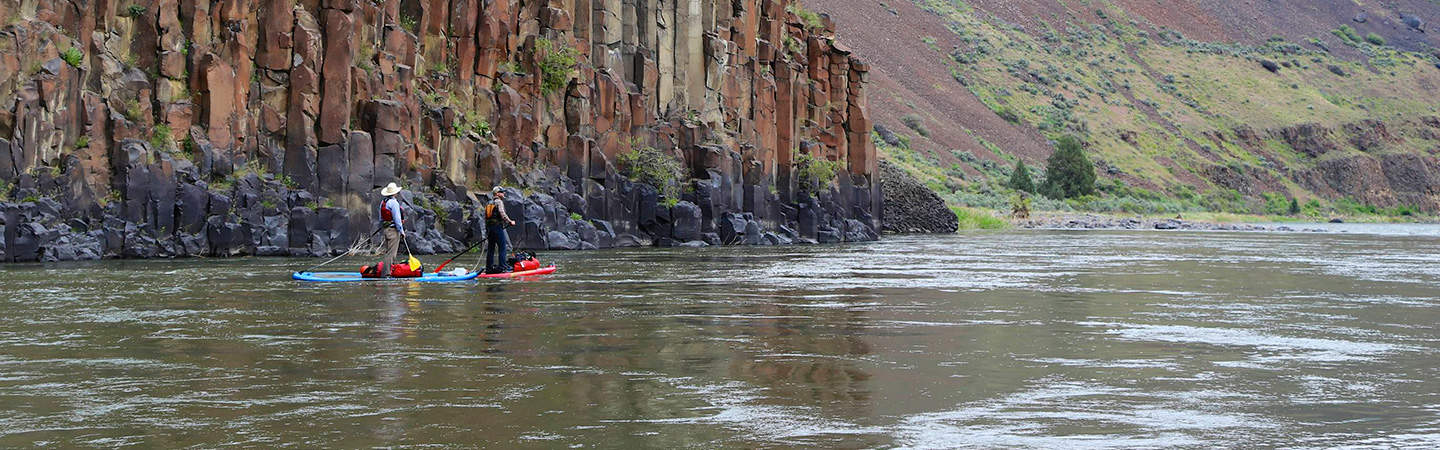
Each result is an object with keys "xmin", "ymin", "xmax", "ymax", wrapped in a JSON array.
[
  {"xmin": 433, "ymin": 237, "xmax": 488, "ymax": 273},
  {"xmin": 401, "ymin": 233, "xmax": 420, "ymax": 269}
]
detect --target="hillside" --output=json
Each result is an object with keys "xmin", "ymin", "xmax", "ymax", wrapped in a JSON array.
[{"xmin": 809, "ymin": 0, "xmax": 1440, "ymax": 216}]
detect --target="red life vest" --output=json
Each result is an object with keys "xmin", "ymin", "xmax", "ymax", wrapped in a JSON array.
[{"xmin": 380, "ymin": 199, "xmax": 394, "ymax": 222}]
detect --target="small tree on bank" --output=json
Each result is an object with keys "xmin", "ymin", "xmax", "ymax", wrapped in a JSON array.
[
  {"xmin": 1008, "ymin": 160, "xmax": 1035, "ymax": 193},
  {"xmin": 1042, "ymin": 135, "xmax": 1096, "ymax": 199}
]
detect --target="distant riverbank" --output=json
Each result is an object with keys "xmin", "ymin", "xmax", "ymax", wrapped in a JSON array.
[
  {"xmin": 950, "ymin": 207, "xmax": 1438, "ymax": 233},
  {"xmin": 1013, "ymin": 212, "xmax": 1330, "ymax": 232}
]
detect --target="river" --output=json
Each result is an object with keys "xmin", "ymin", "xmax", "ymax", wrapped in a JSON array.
[{"xmin": 2, "ymin": 226, "xmax": 1438, "ymax": 447}]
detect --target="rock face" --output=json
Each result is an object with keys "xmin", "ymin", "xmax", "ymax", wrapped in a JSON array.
[
  {"xmin": 0, "ymin": 0, "xmax": 881, "ymax": 262},
  {"xmin": 878, "ymin": 160, "xmax": 957, "ymax": 234}
]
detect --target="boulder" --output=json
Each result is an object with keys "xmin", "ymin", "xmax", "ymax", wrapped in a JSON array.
[
  {"xmin": 717, "ymin": 212, "xmax": 747, "ymax": 244},
  {"xmin": 546, "ymin": 230, "xmax": 579, "ymax": 250},
  {"xmin": 742, "ymin": 220, "xmax": 763, "ymax": 245},
  {"xmin": 671, "ymin": 201, "xmax": 702, "ymax": 241},
  {"xmin": 844, "ymin": 219, "xmax": 878, "ymax": 241}
]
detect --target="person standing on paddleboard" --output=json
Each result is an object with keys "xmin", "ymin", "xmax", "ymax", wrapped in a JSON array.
[
  {"xmin": 484, "ymin": 186, "xmax": 516, "ymax": 274},
  {"xmin": 378, "ymin": 182, "xmax": 406, "ymax": 276}
]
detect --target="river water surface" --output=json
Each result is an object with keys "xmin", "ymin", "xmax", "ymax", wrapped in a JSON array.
[{"xmin": 2, "ymin": 227, "xmax": 1438, "ymax": 447}]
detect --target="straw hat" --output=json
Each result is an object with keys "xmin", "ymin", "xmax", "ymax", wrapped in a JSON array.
[{"xmin": 380, "ymin": 182, "xmax": 403, "ymax": 196}]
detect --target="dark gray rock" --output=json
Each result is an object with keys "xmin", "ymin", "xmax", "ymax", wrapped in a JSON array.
[
  {"xmin": 614, "ymin": 233, "xmax": 646, "ymax": 247},
  {"xmin": 742, "ymin": 220, "xmax": 763, "ymax": 245},
  {"xmin": 874, "ymin": 124, "xmax": 904, "ymax": 147},
  {"xmin": 569, "ymin": 218, "xmax": 599, "ymax": 246},
  {"xmin": 346, "ymin": 131, "xmax": 374, "ymax": 193},
  {"xmin": 176, "ymin": 183, "xmax": 209, "ymax": 233},
  {"xmin": 207, "ymin": 216, "xmax": 249, "ymax": 256},
  {"xmin": 316, "ymin": 144, "xmax": 347, "ymax": 197},
  {"xmin": 717, "ymin": 212, "xmax": 746, "ymax": 245},
  {"xmin": 557, "ymin": 191, "xmax": 586, "ymax": 217},
  {"xmin": 1402, "ymin": 14, "xmax": 1423, "ymax": 31},
  {"xmin": 10, "ymin": 221, "xmax": 51, "ymax": 262},
  {"xmin": 546, "ymin": 230, "xmax": 580, "ymax": 250},
  {"xmin": 671, "ymin": 201, "xmax": 701, "ymax": 241},
  {"xmin": 844, "ymin": 219, "xmax": 879, "ymax": 241},
  {"xmin": 288, "ymin": 207, "xmax": 315, "ymax": 249},
  {"xmin": 878, "ymin": 161, "xmax": 958, "ymax": 234},
  {"xmin": 178, "ymin": 232, "xmax": 207, "ymax": 256}
]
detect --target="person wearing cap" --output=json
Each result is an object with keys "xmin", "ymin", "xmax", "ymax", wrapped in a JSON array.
[
  {"xmin": 378, "ymin": 182, "xmax": 406, "ymax": 275},
  {"xmin": 484, "ymin": 186, "xmax": 516, "ymax": 273}
]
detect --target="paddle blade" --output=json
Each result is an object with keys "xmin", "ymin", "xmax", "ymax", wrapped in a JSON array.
[{"xmin": 408, "ymin": 254, "xmax": 421, "ymax": 269}]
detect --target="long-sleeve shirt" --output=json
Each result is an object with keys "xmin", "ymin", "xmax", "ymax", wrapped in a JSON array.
[
  {"xmin": 488, "ymin": 197, "xmax": 512, "ymax": 225},
  {"xmin": 384, "ymin": 197, "xmax": 405, "ymax": 234}
]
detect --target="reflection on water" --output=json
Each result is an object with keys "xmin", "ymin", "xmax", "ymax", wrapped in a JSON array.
[{"xmin": 2, "ymin": 227, "xmax": 1439, "ymax": 447}]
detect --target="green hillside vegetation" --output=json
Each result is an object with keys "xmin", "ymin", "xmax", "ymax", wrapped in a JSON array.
[{"xmin": 884, "ymin": 0, "xmax": 1440, "ymax": 220}]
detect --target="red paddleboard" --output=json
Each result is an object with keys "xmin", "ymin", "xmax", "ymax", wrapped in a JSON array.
[{"xmin": 477, "ymin": 265, "xmax": 557, "ymax": 278}]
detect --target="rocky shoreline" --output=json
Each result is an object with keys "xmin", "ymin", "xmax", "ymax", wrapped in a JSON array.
[
  {"xmin": 0, "ymin": 0, "xmax": 887, "ymax": 263},
  {"xmin": 1013, "ymin": 214, "xmax": 1329, "ymax": 233}
]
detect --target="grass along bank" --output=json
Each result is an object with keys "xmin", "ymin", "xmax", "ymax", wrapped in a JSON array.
[{"xmin": 952, "ymin": 206, "xmax": 1009, "ymax": 230}]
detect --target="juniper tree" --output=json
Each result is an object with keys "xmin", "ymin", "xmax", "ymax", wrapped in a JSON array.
[
  {"xmin": 1008, "ymin": 160, "xmax": 1035, "ymax": 193},
  {"xmin": 1042, "ymin": 135, "xmax": 1096, "ymax": 199}
]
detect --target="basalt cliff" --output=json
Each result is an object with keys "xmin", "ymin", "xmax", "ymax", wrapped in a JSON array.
[{"xmin": 0, "ymin": 0, "xmax": 880, "ymax": 262}]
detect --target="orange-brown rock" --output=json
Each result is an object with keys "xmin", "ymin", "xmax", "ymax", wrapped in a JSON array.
[
  {"xmin": 319, "ymin": 8, "xmax": 354, "ymax": 145},
  {"xmin": 1, "ymin": 0, "xmax": 883, "ymax": 262}
]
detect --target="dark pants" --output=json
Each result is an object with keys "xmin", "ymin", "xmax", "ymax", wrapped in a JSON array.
[{"xmin": 485, "ymin": 224, "xmax": 510, "ymax": 272}]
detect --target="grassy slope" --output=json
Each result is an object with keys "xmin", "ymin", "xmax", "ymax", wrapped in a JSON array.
[{"xmin": 878, "ymin": 0, "xmax": 1440, "ymax": 220}]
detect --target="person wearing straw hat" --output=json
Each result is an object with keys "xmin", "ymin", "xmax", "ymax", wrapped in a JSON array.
[
  {"xmin": 483, "ymin": 186, "xmax": 516, "ymax": 274},
  {"xmin": 377, "ymin": 182, "xmax": 406, "ymax": 276}
]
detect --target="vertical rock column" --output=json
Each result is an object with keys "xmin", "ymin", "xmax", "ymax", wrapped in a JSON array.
[
  {"xmin": 451, "ymin": 0, "xmax": 481, "ymax": 82},
  {"xmin": 594, "ymin": 0, "xmax": 623, "ymax": 69},
  {"xmin": 656, "ymin": 0, "xmax": 675, "ymax": 112},
  {"xmin": 680, "ymin": 0, "xmax": 705, "ymax": 110},
  {"xmin": 845, "ymin": 59, "xmax": 872, "ymax": 177},
  {"xmin": 774, "ymin": 62, "xmax": 796, "ymax": 201},
  {"xmin": 317, "ymin": 4, "xmax": 356, "ymax": 197},
  {"xmin": 156, "ymin": 0, "xmax": 192, "ymax": 144},
  {"xmin": 255, "ymin": 0, "xmax": 293, "ymax": 174},
  {"xmin": 285, "ymin": 9, "xmax": 322, "ymax": 191}
]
